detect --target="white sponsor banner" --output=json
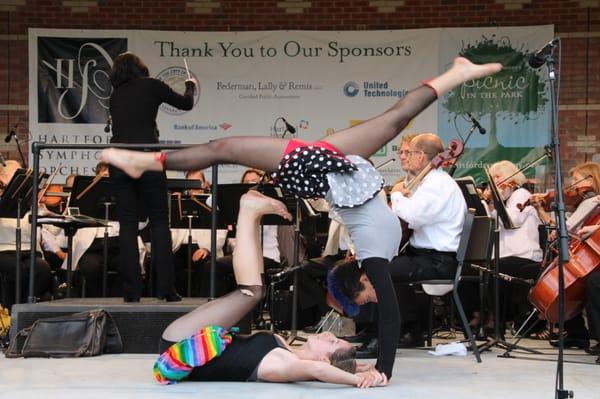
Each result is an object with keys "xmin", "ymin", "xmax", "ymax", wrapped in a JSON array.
[
  {"xmin": 29, "ymin": 28, "xmax": 439, "ymax": 183},
  {"xmin": 29, "ymin": 26, "xmax": 551, "ymax": 185}
]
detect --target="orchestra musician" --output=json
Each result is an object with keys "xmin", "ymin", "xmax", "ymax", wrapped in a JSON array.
[
  {"xmin": 0, "ymin": 160, "xmax": 55, "ymax": 308},
  {"xmin": 395, "ymin": 133, "xmax": 418, "ymax": 186},
  {"xmin": 530, "ymin": 162, "xmax": 600, "ymax": 352},
  {"xmin": 388, "ymin": 133, "xmax": 467, "ymax": 348},
  {"xmin": 481, "ymin": 160, "xmax": 543, "ymax": 333},
  {"xmin": 171, "ymin": 169, "xmax": 227, "ymax": 296}
]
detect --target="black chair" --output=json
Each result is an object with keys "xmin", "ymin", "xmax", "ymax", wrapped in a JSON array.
[{"xmin": 415, "ymin": 209, "xmax": 494, "ymax": 363}]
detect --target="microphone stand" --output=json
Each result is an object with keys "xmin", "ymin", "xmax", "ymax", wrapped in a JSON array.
[
  {"xmin": 447, "ymin": 117, "xmax": 478, "ymax": 176},
  {"xmin": 543, "ymin": 42, "xmax": 573, "ymax": 399},
  {"xmin": 13, "ymin": 132, "xmax": 28, "ymax": 169}
]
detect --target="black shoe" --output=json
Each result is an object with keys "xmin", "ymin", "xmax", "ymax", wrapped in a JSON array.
[
  {"xmin": 550, "ymin": 337, "xmax": 589, "ymax": 350},
  {"xmin": 355, "ymin": 338, "xmax": 378, "ymax": 359},
  {"xmin": 397, "ymin": 332, "xmax": 425, "ymax": 348},
  {"xmin": 124, "ymin": 296, "xmax": 140, "ymax": 303},
  {"xmin": 585, "ymin": 343, "xmax": 600, "ymax": 355},
  {"xmin": 157, "ymin": 293, "xmax": 182, "ymax": 302}
]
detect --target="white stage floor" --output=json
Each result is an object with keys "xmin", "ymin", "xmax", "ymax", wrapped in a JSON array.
[{"xmin": 2, "ymin": 338, "xmax": 599, "ymax": 399}]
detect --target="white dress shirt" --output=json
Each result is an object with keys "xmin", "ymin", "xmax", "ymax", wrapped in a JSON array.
[
  {"xmin": 390, "ymin": 168, "xmax": 466, "ymax": 252},
  {"xmin": 171, "ymin": 228, "xmax": 228, "ymax": 258},
  {"xmin": 488, "ymin": 187, "xmax": 543, "ymax": 262}
]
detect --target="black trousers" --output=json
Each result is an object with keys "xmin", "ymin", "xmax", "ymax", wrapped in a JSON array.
[
  {"xmin": 389, "ymin": 246, "xmax": 457, "ymax": 334},
  {"xmin": 586, "ymin": 270, "xmax": 600, "ymax": 340},
  {"xmin": 110, "ymin": 166, "xmax": 175, "ymax": 298},
  {"xmin": 173, "ymin": 244, "xmax": 211, "ymax": 297},
  {"xmin": 497, "ymin": 256, "xmax": 540, "ymax": 324},
  {"xmin": 78, "ymin": 237, "xmax": 121, "ymax": 297},
  {"xmin": 0, "ymin": 251, "xmax": 53, "ymax": 308}
]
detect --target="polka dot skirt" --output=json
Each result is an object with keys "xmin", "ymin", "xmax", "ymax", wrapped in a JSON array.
[
  {"xmin": 271, "ymin": 147, "xmax": 383, "ymax": 208},
  {"xmin": 271, "ymin": 145, "xmax": 356, "ymax": 199},
  {"xmin": 326, "ymin": 154, "xmax": 384, "ymax": 208}
]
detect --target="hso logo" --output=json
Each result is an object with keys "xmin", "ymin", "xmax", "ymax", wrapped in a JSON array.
[
  {"xmin": 343, "ymin": 81, "xmax": 359, "ymax": 97},
  {"xmin": 157, "ymin": 66, "xmax": 200, "ymax": 115},
  {"xmin": 38, "ymin": 37, "xmax": 127, "ymax": 123}
]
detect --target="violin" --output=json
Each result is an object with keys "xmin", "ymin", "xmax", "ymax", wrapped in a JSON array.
[
  {"xmin": 39, "ymin": 184, "xmax": 68, "ymax": 211},
  {"xmin": 38, "ymin": 165, "xmax": 70, "ymax": 212},
  {"xmin": 518, "ymin": 175, "xmax": 595, "ymax": 212}
]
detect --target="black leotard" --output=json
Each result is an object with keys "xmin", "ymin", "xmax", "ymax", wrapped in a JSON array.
[{"xmin": 159, "ymin": 332, "xmax": 288, "ymax": 382}]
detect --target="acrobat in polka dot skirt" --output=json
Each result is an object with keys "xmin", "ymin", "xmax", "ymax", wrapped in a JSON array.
[{"xmin": 271, "ymin": 146, "xmax": 384, "ymax": 208}]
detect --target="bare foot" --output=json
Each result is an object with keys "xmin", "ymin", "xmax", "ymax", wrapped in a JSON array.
[
  {"xmin": 452, "ymin": 56, "xmax": 503, "ymax": 82},
  {"xmin": 429, "ymin": 57, "xmax": 503, "ymax": 96},
  {"xmin": 239, "ymin": 190, "xmax": 292, "ymax": 221},
  {"xmin": 100, "ymin": 148, "xmax": 162, "ymax": 179}
]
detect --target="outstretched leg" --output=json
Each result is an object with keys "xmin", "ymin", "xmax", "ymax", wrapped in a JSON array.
[
  {"xmin": 161, "ymin": 191, "xmax": 291, "ymax": 342},
  {"xmin": 320, "ymin": 57, "xmax": 502, "ymax": 158},
  {"xmin": 102, "ymin": 136, "xmax": 288, "ymax": 179},
  {"xmin": 103, "ymin": 57, "xmax": 501, "ymax": 178}
]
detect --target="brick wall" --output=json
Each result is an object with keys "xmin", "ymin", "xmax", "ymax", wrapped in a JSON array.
[{"xmin": 0, "ymin": 0, "xmax": 598, "ymax": 174}]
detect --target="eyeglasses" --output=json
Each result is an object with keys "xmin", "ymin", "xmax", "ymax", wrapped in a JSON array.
[{"xmin": 406, "ymin": 150, "xmax": 425, "ymax": 156}]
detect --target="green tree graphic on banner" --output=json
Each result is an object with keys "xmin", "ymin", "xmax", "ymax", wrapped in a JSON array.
[{"xmin": 441, "ymin": 35, "xmax": 550, "ymax": 184}]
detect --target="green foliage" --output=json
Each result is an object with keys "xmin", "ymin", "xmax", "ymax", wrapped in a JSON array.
[{"xmin": 443, "ymin": 35, "xmax": 548, "ymax": 125}]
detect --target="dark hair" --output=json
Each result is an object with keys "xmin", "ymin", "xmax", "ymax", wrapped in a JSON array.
[
  {"xmin": 110, "ymin": 52, "xmax": 149, "ymax": 88},
  {"xmin": 330, "ymin": 346, "xmax": 356, "ymax": 373},
  {"xmin": 240, "ymin": 168, "xmax": 264, "ymax": 184},
  {"xmin": 328, "ymin": 261, "xmax": 363, "ymax": 317}
]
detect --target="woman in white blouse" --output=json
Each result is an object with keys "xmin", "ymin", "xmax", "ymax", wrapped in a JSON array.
[{"xmin": 483, "ymin": 160, "xmax": 543, "ymax": 332}]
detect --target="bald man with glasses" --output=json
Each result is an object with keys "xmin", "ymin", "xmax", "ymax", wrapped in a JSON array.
[{"xmin": 389, "ymin": 133, "xmax": 467, "ymax": 348}]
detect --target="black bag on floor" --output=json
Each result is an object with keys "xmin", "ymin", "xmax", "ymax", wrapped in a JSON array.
[{"xmin": 5, "ymin": 309, "xmax": 122, "ymax": 358}]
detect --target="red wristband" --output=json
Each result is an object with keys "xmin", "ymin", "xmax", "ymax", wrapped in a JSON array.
[
  {"xmin": 155, "ymin": 152, "xmax": 166, "ymax": 170},
  {"xmin": 421, "ymin": 80, "xmax": 439, "ymax": 98}
]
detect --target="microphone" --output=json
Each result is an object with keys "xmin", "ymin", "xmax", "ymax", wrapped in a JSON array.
[
  {"xmin": 466, "ymin": 112, "xmax": 486, "ymax": 135},
  {"xmin": 528, "ymin": 38, "xmax": 559, "ymax": 69},
  {"xmin": 281, "ymin": 117, "xmax": 296, "ymax": 134},
  {"xmin": 0, "ymin": 152, "xmax": 6, "ymax": 167},
  {"xmin": 104, "ymin": 116, "xmax": 112, "ymax": 133},
  {"xmin": 4, "ymin": 123, "xmax": 18, "ymax": 143}
]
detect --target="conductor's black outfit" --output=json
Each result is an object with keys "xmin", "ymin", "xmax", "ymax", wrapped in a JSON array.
[{"xmin": 109, "ymin": 77, "xmax": 194, "ymax": 300}]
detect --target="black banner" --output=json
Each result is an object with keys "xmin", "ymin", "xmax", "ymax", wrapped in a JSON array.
[{"xmin": 37, "ymin": 37, "xmax": 127, "ymax": 124}]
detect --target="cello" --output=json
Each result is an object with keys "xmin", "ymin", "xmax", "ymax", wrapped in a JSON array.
[{"xmin": 528, "ymin": 207, "xmax": 600, "ymax": 323}]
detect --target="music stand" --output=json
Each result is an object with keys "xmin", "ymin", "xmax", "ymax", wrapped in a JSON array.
[
  {"xmin": 169, "ymin": 194, "xmax": 213, "ymax": 297},
  {"xmin": 68, "ymin": 176, "xmax": 119, "ymax": 297},
  {"xmin": 166, "ymin": 178, "xmax": 202, "ymax": 193},
  {"xmin": 0, "ymin": 169, "xmax": 35, "ymax": 304},
  {"xmin": 455, "ymin": 177, "xmax": 488, "ymax": 217},
  {"xmin": 477, "ymin": 166, "xmax": 538, "ymax": 355},
  {"xmin": 216, "ymin": 183, "xmax": 296, "ymax": 227}
]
